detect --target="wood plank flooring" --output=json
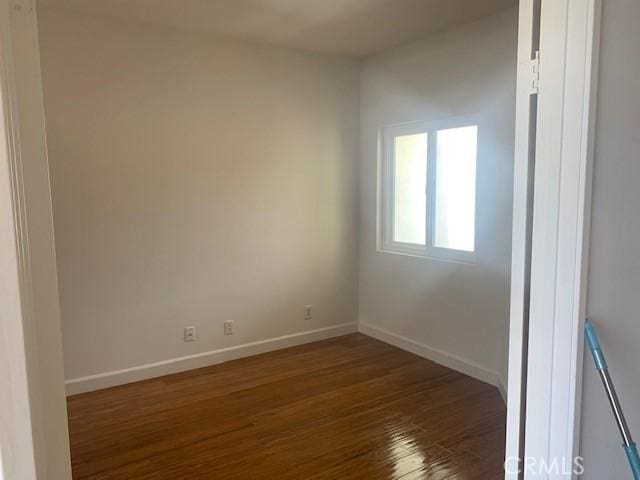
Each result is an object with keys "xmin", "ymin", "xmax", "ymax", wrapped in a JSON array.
[{"xmin": 67, "ymin": 334, "xmax": 506, "ymax": 479}]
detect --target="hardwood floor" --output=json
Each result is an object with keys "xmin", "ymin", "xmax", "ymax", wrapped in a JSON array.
[{"xmin": 67, "ymin": 334, "xmax": 506, "ymax": 479}]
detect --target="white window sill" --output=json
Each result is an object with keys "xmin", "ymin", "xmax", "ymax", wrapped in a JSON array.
[{"xmin": 376, "ymin": 246, "xmax": 477, "ymax": 266}]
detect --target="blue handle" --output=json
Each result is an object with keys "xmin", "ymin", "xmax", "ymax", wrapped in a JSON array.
[
  {"xmin": 585, "ymin": 320, "xmax": 608, "ymax": 370},
  {"xmin": 624, "ymin": 443, "xmax": 640, "ymax": 480}
]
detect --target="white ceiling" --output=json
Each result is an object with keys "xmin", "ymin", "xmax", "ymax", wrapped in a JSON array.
[{"xmin": 38, "ymin": 0, "xmax": 517, "ymax": 58}]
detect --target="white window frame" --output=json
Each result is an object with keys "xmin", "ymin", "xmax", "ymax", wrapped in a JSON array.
[{"xmin": 378, "ymin": 116, "xmax": 480, "ymax": 264}]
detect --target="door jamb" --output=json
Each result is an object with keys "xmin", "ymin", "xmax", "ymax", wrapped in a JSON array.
[
  {"xmin": 0, "ymin": 0, "xmax": 39, "ymax": 477},
  {"xmin": 0, "ymin": 0, "xmax": 72, "ymax": 478},
  {"xmin": 505, "ymin": 0, "xmax": 538, "ymax": 477},
  {"xmin": 506, "ymin": 0, "xmax": 601, "ymax": 478}
]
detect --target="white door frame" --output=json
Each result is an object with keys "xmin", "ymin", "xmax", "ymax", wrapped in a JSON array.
[
  {"xmin": 0, "ymin": 1, "xmax": 39, "ymax": 478},
  {"xmin": 506, "ymin": 0, "xmax": 601, "ymax": 478},
  {"xmin": 0, "ymin": 0, "xmax": 72, "ymax": 478},
  {"xmin": 1, "ymin": 0, "xmax": 601, "ymax": 478},
  {"xmin": 505, "ymin": 0, "xmax": 538, "ymax": 476}
]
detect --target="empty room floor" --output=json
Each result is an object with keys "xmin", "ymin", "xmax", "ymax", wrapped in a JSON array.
[{"xmin": 67, "ymin": 334, "xmax": 506, "ymax": 479}]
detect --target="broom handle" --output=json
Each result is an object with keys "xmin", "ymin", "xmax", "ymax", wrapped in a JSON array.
[{"xmin": 585, "ymin": 320, "xmax": 640, "ymax": 479}]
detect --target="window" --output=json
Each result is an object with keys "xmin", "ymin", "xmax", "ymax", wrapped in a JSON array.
[
  {"xmin": 379, "ymin": 119, "xmax": 478, "ymax": 262},
  {"xmin": 393, "ymin": 132, "xmax": 427, "ymax": 245}
]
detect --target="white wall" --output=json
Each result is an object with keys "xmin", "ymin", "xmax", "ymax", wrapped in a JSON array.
[
  {"xmin": 580, "ymin": 0, "xmax": 640, "ymax": 477},
  {"xmin": 37, "ymin": 8, "xmax": 360, "ymax": 387},
  {"xmin": 358, "ymin": 9, "xmax": 517, "ymax": 388}
]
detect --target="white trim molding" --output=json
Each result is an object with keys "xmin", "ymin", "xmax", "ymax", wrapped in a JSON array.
[
  {"xmin": 506, "ymin": 0, "xmax": 539, "ymax": 474},
  {"xmin": 359, "ymin": 322, "xmax": 504, "ymax": 391},
  {"xmin": 523, "ymin": 1, "xmax": 601, "ymax": 479},
  {"xmin": 498, "ymin": 376, "xmax": 508, "ymax": 405},
  {"xmin": 66, "ymin": 322, "xmax": 357, "ymax": 395},
  {"xmin": 0, "ymin": 1, "xmax": 38, "ymax": 474},
  {"xmin": 1, "ymin": 1, "xmax": 73, "ymax": 477}
]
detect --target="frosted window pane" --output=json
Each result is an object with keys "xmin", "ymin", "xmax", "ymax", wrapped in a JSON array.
[
  {"xmin": 434, "ymin": 126, "xmax": 477, "ymax": 252},
  {"xmin": 393, "ymin": 133, "xmax": 427, "ymax": 245}
]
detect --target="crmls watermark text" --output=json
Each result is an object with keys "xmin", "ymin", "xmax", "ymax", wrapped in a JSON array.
[{"xmin": 504, "ymin": 456, "xmax": 585, "ymax": 475}]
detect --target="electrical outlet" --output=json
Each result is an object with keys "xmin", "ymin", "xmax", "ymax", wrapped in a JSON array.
[
  {"xmin": 304, "ymin": 305, "xmax": 313, "ymax": 320},
  {"xmin": 224, "ymin": 320, "xmax": 233, "ymax": 335},
  {"xmin": 184, "ymin": 326, "xmax": 197, "ymax": 342}
]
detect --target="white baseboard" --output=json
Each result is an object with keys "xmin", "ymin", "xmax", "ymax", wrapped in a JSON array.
[
  {"xmin": 65, "ymin": 322, "xmax": 357, "ymax": 395},
  {"xmin": 359, "ymin": 322, "xmax": 505, "ymax": 395},
  {"xmin": 497, "ymin": 376, "xmax": 507, "ymax": 404},
  {"xmin": 66, "ymin": 321, "xmax": 509, "ymax": 403}
]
